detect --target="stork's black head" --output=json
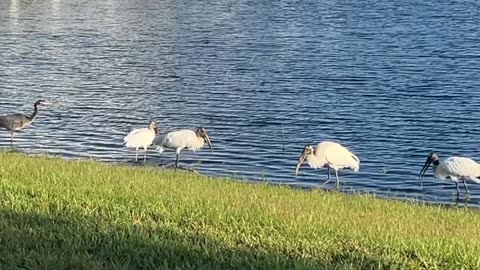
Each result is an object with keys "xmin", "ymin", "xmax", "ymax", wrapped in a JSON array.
[
  {"xmin": 195, "ymin": 127, "xmax": 212, "ymax": 150},
  {"xmin": 420, "ymin": 152, "xmax": 440, "ymax": 184},
  {"xmin": 148, "ymin": 121, "xmax": 159, "ymax": 134},
  {"xmin": 430, "ymin": 152, "xmax": 440, "ymax": 164},
  {"xmin": 295, "ymin": 145, "xmax": 315, "ymax": 176},
  {"xmin": 195, "ymin": 127, "xmax": 205, "ymax": 137},
  {"xmin": 303, "ymin": 145, "xmax": 314, "ymax": 156}
]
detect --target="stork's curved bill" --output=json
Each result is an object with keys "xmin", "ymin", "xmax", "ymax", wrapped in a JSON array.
[
  {"xmin": 419, "ymin": 153, "xmax": 435, "ymax": 188},
  {"xmin": 295, "ymin": 146, "xmax": 308, "ymax": 176},
  {"xmin": 204, "ymin": 132, "xmax": 213, "ymax": 151}
]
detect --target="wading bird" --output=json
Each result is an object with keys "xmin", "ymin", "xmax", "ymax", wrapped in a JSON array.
[
  {"xmin": 154, "ymin": 127, "xmax": 212, "ymax": 168},
  {"xmin": 124, "ymin": 121, "xmax": 159, "ymax": 162},
  {"xmin": 295, "ymin": 141, "xmax": 360, "ymax": 189},
  {"xmin": 420, "ymin": 152, "xmax": 480, "ymax": 200},
  {"xmin": 0, "ymin": 99, "xmax": 50, "ymax": 147}
]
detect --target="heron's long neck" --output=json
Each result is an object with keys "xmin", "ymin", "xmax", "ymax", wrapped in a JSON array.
[{"xmin": 28, "ymin": 103, "xmax": 39, "ymax": 122}]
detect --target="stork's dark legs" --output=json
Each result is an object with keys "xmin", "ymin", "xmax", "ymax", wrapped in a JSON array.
[
  {"xmin": 322, "ymin": 177, "xmax": 331, "ymax": 187},
  {"xmin": 463, "ymin": 181, "xmax": 470, "ymax": 194},
  {"xmin": 10, "ymin": 131, "xmax": 14, "ymax": 148},
  {"xmin": 323, "ymin": 169, "xmax": 340, "ymax": 189},
  {"xmin": 175, "ymin": 153, "xmax": 180, "ymax": 168},
  {"xmin": 335, "ymin": 170, "xmax": 340, "ymax": 190},
  {"xmin": 455, "ymin": 182, "xmax": 460, "ymax": 201},
  {"xmin": 321, "ymin": 167, "xmax": 332, "ymax": 187}
]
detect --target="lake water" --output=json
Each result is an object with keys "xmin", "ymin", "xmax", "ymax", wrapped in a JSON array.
[{"xmin": 1, "ymin": 0, "xmax": 480, "ymax": 206}]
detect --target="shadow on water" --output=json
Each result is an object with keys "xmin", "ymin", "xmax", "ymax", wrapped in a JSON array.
[{"xmin": 0, "ymin": 209, "xmax": 399, "ymax": 269}]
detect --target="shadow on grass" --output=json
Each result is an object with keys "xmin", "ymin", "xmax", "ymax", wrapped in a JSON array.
[{"xmin": 0, "ymin": 208, "xmax": 405, "ymax": 270}]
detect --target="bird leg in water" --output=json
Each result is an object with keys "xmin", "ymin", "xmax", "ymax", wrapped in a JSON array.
[
  {"xmin": 143, "ymin": 147, "xmax": 147, "ymax": 163},
  {"xmin": 321, "ymin": 178, "xmax": 331, "ymax": 187},
  {"xmin": 464, "ymin": 181, "xmax": 472, "ymax": 203},
  {"xmin": 135, "ymin": 148, "xmax": 139, "ymax": 162},
  {"xmin": 321, "ymin": 168, "xmax": 332, "ymax": 187},
  {"xmin": 463, "ymin": 180, "xmax": 470, "ymax": 194},
  {"xmin": 175, "ymin": 153, "xmax": 180, "ymax": 168},
  {"xmin": 455, "ymin": 182, "xmax": 460, "ymax": 201},
  {"xmin": 335, "ymin": 170, "xmax": 340, "ymax": 190},
  {"xmin": 10, "ymin": 131, "xmax": 14, "ymax": 148}
]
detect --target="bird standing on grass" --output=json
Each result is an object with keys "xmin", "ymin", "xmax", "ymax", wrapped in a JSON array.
[
  {"xmin": 420, "ymin": 152, "xmax": 480, "ymax": 200},
  {"xmin": 295, "ymin": 141, "xmax": 360, "ymax": 189},
  {"xmin": 124, "ymin": 121, "xmax": 159, "ymax": 162},
  {"xmin": 154, "ymin": 127, "xmax": 212, "ymax": 168},
  {"xmin": 0, "ymin": 99, "xmax": 50, "ymax": 148}
]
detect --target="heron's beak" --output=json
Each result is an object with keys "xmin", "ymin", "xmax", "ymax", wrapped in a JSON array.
[
  {"xmin": 41, "ymin": 101, "xmax": 53, "ymax": 106},
  {"xmin": 419, "ymin": 156, "xmax": 432, "ymax": 188},
  {"xmin": 295, "ymin": 152, "xmax": 307, "ymax": 176},
  {"xmin": 204, "ymin": 133, "xmax": 212, "ymax": 151}
]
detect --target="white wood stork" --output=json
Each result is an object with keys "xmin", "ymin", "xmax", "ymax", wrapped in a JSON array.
[
  {"xmin": 420, "ymin": 152, "xmax": 480, "ymax": 200},
  {"xmin": 154, "ymin": 127, "xmax": 212, "ymax": 168},
  {"xmin": 123, "ymin": 121, "xmax": 159, "ymax": 162},
  {"xmin": 295, "ymin": 141, "xmax": 360, "ymax": 189},
  {"xmin": 0, "ymin": 99, "xmax": 50, "ymax": 148}
]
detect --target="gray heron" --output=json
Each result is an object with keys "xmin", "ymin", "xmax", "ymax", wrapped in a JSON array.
[{"xmin": 0, "ymin": 99, "xmax": 50, "ymax": 148}]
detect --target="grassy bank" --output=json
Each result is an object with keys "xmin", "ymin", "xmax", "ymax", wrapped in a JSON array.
[{"xmin": 0, "ymin": 153, "xmax": 479, "ymax": 269}]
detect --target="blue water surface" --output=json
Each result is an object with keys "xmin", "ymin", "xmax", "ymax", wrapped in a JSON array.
[{"xmin": 1, "ymin": 0, "xmax": 480, "ymax": 206}]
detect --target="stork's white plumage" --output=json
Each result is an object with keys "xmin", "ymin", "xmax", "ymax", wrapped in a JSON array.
[
  {"xmin": 124, "ymin": 121, "xmax": 158, "ymax": 162},
  {"xmin": 154, "ymin": 127, "xmax": 212, "ymax": 168},
  {"xmin": 420, "ymin": 152, "xmax": 480, "ymax": 199},
  {"xmin": 295, "ymin": 141, "xmax": 360, "ymax": 189}
]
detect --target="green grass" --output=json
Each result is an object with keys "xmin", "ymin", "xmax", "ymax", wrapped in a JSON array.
[{"xmin": 0, "ymin": 152, "xmax": 480, "ymax": 269}]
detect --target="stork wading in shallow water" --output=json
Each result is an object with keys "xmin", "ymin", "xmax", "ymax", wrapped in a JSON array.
[
  {"xmin": 123, "ymin": 121, "xmax": 159, "ymax": 162},
  {"xmin": 154, "ymin": 127, "xmax": 212, "ymax": 168},
  {"xmin": 295, "ymin": 141, "xmax": 360, "ymax": 189},
  {"xmin": 420, "ymin": 152, "xmax": 480, "ymax": 200},
  {"xmin": 0, "ymin": 99, "xmax": 50, "ymax": 148}
]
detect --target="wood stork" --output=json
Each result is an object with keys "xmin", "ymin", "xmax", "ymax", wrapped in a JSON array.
[
  {"xmin": 0, "ymin": 99, "xmax": 50, "ymax": 148},
  {"xmin": 419, "ymin": 152, "xmax": 480, "ymax": 200},
  {"xmin": 123, "ymin": 121, "xmax": 159, "ymax": 162},
  {"xmin": 295, "ymin": 141, "xmax": 360, "ymax": 189},
  {"xmin": 154, "ymin": 127, "xmax": 212, "ymax": 168}
]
